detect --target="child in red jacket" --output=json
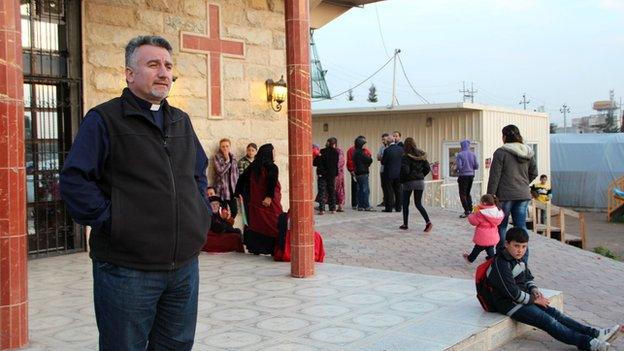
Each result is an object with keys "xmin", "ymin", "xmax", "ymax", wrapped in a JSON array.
[{"xmin": 463, "ymin": 194, "xmax": 504, "ymax": 263}]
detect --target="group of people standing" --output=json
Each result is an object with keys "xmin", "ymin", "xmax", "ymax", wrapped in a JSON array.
[{"xmin": 314, "ymin": 131, "xmax": 433, "ymax": 232}]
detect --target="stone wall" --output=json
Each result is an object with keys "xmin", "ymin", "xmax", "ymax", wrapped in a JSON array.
[{"xmin": 82, "ymin": 0, "xmax": 290, "ymax": 206}]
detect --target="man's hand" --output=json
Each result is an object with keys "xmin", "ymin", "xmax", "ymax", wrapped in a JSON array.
[
  {"xmin": 262, "ymin": 197, "xmax": 271, "ymax": 207},
  {"xmin": 531, "ymin": 288, "xmax": 544, "ymax": 300},
  {"xmin": 534, "ymin": 296, "xmax": 550, "ymax": 308}
]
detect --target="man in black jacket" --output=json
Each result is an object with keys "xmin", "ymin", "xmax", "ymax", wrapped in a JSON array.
[
  {"xmin": 60, "ymin": 36, "xmax": 211, "ymax": 350},
  {"xmin": 381, "ymin": 140, "xmax": 403, "ymax": 212},
  {"xmin": 483, "ymin": 228, "xmax": 617, "ymax": 351},
  {"xmin": 314, "ymin": 137, "xmax": 339, "ymax": 214}
]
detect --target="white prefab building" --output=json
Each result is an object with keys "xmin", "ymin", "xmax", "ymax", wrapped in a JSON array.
[{"xmin": 312, "ymin": 103, "xmax": 550, "ymax": 209}]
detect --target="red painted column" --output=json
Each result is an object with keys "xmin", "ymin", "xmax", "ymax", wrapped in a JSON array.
[
  {"xmin": 285, "ymin": 0, "xmax": 314, "ymax": 277},
  {"xmin": 0, "ymin": 0, "xmax": 28, "ymax": 349}
]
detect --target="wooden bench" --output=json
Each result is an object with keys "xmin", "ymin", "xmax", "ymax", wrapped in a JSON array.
[{"xmin": 531, "ymin": 200, "xmax": 586, "ymax": 249}]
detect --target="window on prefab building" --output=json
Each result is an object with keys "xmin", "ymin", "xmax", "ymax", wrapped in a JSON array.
[{"xmin": 442, "ymin": 141, "xmax": 480, "ymax": 179}]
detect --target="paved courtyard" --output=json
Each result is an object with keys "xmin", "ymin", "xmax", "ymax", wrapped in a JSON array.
[
  {"xmin": 22, "ymin": 207, "xmax": 623, "ymax": 350},
  {"xmin": 26, "ymin": 252, "xmax": 562, "ymax": 350},
  {"xmin": 316, "ymin": 207, "xmax": 624, "ymax": 350}
]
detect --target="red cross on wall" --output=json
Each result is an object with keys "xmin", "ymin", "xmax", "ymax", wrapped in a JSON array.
[{"xmin": 180, "ymin": 3, "xmax": 245, "ymax": 118}]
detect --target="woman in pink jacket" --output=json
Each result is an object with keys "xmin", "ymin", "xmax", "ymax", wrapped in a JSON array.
[{"xmin": 463, "ymin": 194, "xmax": 504, "ymax": 263}]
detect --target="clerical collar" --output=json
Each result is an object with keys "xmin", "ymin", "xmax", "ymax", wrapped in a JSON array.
[{"xmin": 129, "ymin": 90, "xmax": 163, "ymax": 112}]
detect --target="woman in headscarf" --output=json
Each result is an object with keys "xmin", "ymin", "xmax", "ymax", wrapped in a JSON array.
[{"xmin": 235, "ymin": 143, "xmax": 284, "ymax": 254}]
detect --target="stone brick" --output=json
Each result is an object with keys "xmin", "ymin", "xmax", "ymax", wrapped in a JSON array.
[
  {"xmin": 163, "ymin": 15, "xmax": 205, "ymax": 35},
  {"xmin": 183, "ymin": 1, "xmax": 207, "ymax": 19},
  {"xmin": 145, "ymin": 0, "xmax": 182, "ymax": 12},
  {"xmin": 246, "ymin": 64, "xmax": 277, "ymax": 81},
  {"xmin": 171, "ymin": 77, "xmax": 206, "ymax": 98},
  {"xmin": 84, "ymin": 24, "xmax": 144, "ymax": 48},
  {"xmin": 85, "ymin": 3, "xmax": 136, "ymax": 27},
  {"xmin": 273, "ymin": 33, "xmax": 285, "ymax": 50},
  {"xmin": 89, "ymin": 0, "xmax": 145, "ymax": 7},
  {"xmin": 135, "ymin": 10, "xmax": 164, "ymax": 32},
  {"xmin": 167, "ymin": 96, "xmax": 207, "ymax": 119},
  {"xmin": 269, "ymin": 49, "xmax": 285, "ymax": 68},
  {"xmin": 224, "ymin": 80, "xmax": 249, "ymax": 101},
  {"xmin": 175, "ymin": 53, "xmax": 207, "ymax": 78},
  {"xmin": 86, "ymin": 46, "xmax": 124, "ymax": 69},
  {"xmin": 246, "ymin": 0, "xmax": 269, "ymax": 10},
  {"xmin": 246, "ymin": 9, "xmax": 284, "ymax": 30},
  {"xmin": 227, "ymin": 26, "xmax": 272, "ymax": 46},
  {"xmin": 92, "ymin": 71, "xmax": 125, "ymax": 93},
  {"xmin": 245, "ymin": 45, "xmax": 270, "ymax": 65},
  {"xmin": 223, "ymin": 61, "xmax": 244, "ymax": 80}
]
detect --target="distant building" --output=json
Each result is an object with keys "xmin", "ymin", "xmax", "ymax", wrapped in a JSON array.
[
  {"xmin": 313, "ymin": 103, "xmax": 550, "ymax": 206},
  {"xmin": 571, "ymin": 114, "xmax": 608, "ymax": 133}
]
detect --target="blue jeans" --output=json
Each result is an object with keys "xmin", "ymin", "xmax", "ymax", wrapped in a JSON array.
[
  {"xmin": 93, "ymin": 258, "xmax": 199, "ymax": 351},
  {"xmin": 355, "ymin": 174, "xmax": 370, "ymax": 209},
  {"xmin": 497, "ymin": 200, "xmax": 530, "ymax": 261},
  {"xmin": 512, "ymin": 305, "xmax": 598, "ymax": 350}
]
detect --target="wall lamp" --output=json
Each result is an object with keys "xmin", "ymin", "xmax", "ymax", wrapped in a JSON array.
[{"xmin": 266, "ymin": 75, "xmax": 287, "ymax": 112}]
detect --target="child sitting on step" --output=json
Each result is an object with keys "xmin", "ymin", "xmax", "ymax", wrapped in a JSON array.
[
  {"xmin": 481, "ymin": 228, "xmax": 620, "ymax": 351},
  {"xmin": 463, "ymin": 194, "xmax": 504, "ymax": 263}
]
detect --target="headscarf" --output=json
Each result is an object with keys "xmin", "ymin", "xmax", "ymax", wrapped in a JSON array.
[{"xmin": 248, "ymin": 143, "xmax": 275, "ymax": 177}]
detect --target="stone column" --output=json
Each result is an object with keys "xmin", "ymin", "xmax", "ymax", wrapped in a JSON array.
[
  {"xmin": 0, "ymin": 0, "xmax": 28, "ymax": 349},
  {"xmin": 285, "ymin": 0, "xmax": 314, "ymax": 278}
]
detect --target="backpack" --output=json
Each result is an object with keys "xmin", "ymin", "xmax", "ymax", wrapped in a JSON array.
[{"xmin": 475, "ymin": 257, "xmax": 496, "ymax": 312}]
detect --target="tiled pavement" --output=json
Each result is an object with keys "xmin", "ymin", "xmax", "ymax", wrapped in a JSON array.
[
  {"xmin": 26, "ymin": 251, "xmax": 562, "ymax": 350},
  {"xmin": 23, "ymin": 207, "xmax": 623, "ymax": 350},
  {"xmin": 316, "ymin": 207, "xmax": 624, "ymax": 350}
]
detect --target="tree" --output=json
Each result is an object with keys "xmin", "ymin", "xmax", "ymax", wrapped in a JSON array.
[
  {"xmin": 549, "ymin": 123, "xmax": 557, "ymax": 134},
  {"xmin": 367, "ymin": 84, "xmax": 378, "ymax": 103},
  {"xmin": 599, "ymin": 111, "xmax": 620, "ymax": 133},
  {"xmin": 347, "ymin": 89, "xmax": 354, "ymax": 101}
]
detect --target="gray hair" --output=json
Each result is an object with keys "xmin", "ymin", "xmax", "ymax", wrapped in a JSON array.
[{"xmin": 125, "ymin": 35, "xmax": 173, "ymax": 68}]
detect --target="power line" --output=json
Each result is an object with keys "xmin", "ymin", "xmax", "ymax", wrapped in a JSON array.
[
  {"xmin": 374, "ymin": 4, "xmax": 390, "ymax": 58},
  {"xmin": 312, "ymin": 55, "xmax": 395, "ymax": 102},
  {"xmin": 396, "ymin": 54, "xmax": 429, "ymax": 104}
]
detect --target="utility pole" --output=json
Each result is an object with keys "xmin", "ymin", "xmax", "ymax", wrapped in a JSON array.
[
  {"xmin": 390, "ymin": 49, "xmax": 401, "ymax": 108},
  {"xmin": 460, "ymin": 81, "xmax": 477, "ymax": 103},
  {"xmin": 519, "ymin": 93, "xmax": 530, "ymax": 110},
  {"xmin": 560, "ymin": 104, "xmax": 570, "ymax": 134}
]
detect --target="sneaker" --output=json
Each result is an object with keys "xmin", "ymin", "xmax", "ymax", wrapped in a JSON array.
[
  {"xmin": 336, "ymin": 208, "xmax": 344, "ymax": 213},
  {"xmin": 598, "ymin": 324, "xmax": 620, "ymax": 342},
  {"xmin": 329, "ymin": 211, "xmax": 335, "ymax": 214},
  {"xmin": 589, "ymin": 338, "xmax": 610, "ymax": 351},
  {"xmin": 424, "ymin": 222, "xmax": 433, "ymax": 233},
  {"xmin": 399, "ymin": 224, "xmax": 408, "ymax": 230},
  {"xmin": 357, "ymin": 207, "xmax": 364, "ymax": 211},
  {"xmin": 365, "ymin": 207, "xmax": 376, "ymax": 212},
  {"xmin": 462, "ymin": 253, "xmax": 472, "ymax": 264},
  {"xmin": 459, "ymin": 213, "xmax": 468, "ymax": 218}
]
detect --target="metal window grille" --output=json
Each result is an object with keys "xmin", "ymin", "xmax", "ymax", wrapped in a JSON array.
[{"xmin": 21, "ymin": 0, "xmax": 84, "ymax": 257}]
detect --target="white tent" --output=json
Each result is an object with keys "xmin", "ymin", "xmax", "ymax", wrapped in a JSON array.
[{"xmin": 551, "ymin": 134, "xmax": 624, "ymax": 209}]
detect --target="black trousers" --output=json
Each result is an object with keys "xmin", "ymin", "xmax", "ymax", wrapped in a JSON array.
[
  {"xmin": 466, "ymin": 245, "xmax": 495, "ymax": 262},
  {"xmin": 385, "ymin": 178, "xmax": 402, "ymax": 212},
  {"xmin": 318, "ymin": 175, "xmax": 336, "ymax": 211},
  {"xmin": 351, "ymin": 175, "xmax": 358, "ymax": 208},
  {"xmin": 380, "ymin": 172, "xmax": 389, "ymax": 207},
  {"xmin": 402, "ymin": 189, "xmax": 430, "ymax": 226},
  {"xmin": 458, "ymin": 175, "xmax": 474, "ymax": 214}
]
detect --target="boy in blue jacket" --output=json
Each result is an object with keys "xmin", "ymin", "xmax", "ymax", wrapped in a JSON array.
[{"xmin": 483, "ymin": 228, "xmax": 619, "ymax": 351}]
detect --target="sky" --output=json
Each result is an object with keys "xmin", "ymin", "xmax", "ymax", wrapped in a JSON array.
[{"xmin": 311, "ymin": 0, "xmax": 624, "ymax": 125}]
